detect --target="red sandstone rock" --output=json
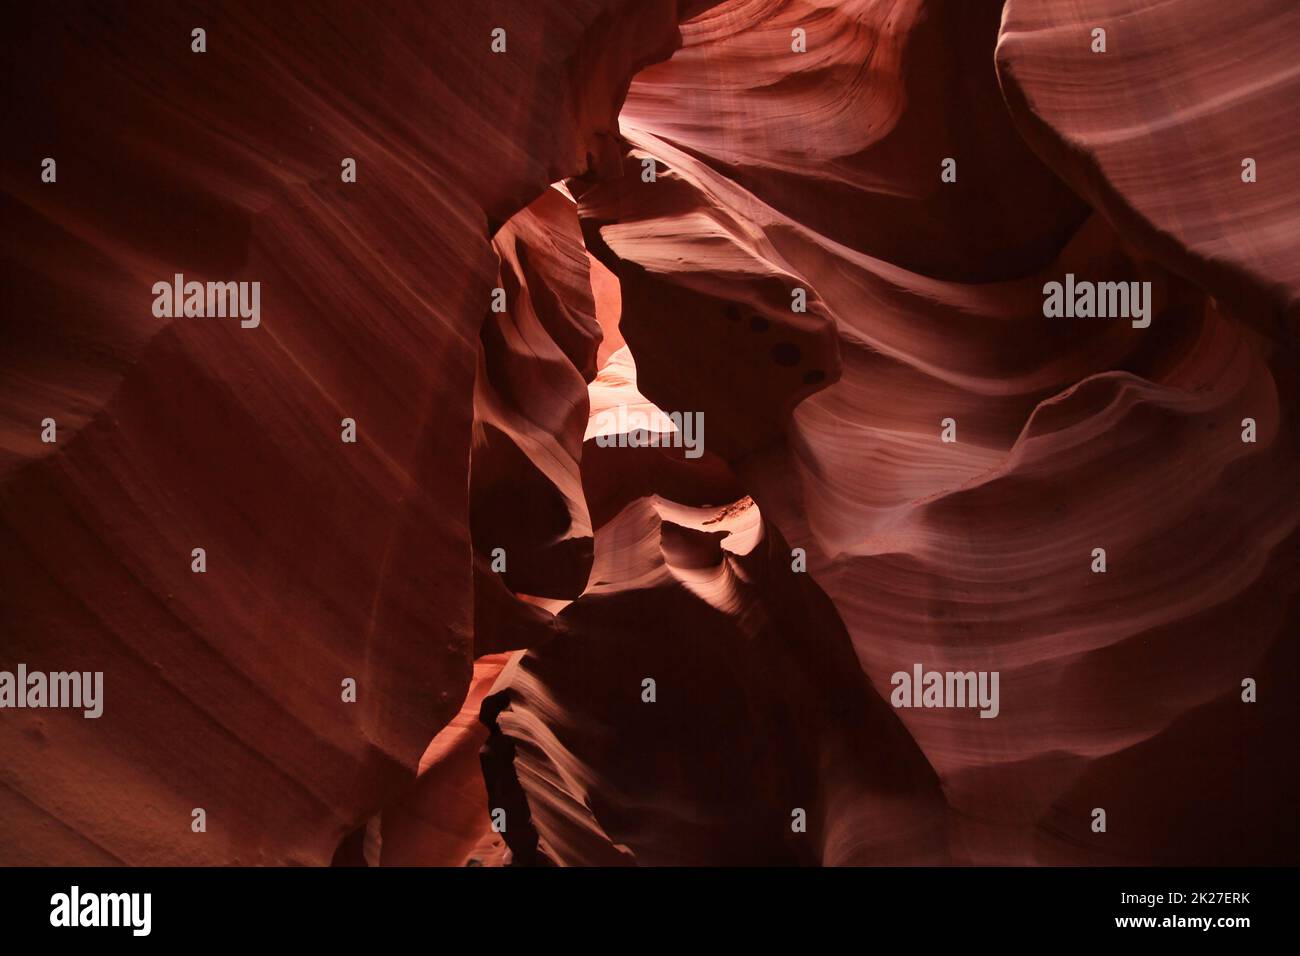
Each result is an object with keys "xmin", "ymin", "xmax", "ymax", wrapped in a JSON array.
[
  {"xmin": 1, "ymin": 0, "xmax": 1297, "ymax": 868},
  {"xmin": 480, "ymin": 495, "xmax": 948, "ymax": 865},
  {"xmin": 552, "ymin": 0, "xmax": 1300, "ymax": 864},
  {"xmin": 997, "ymin": 0, "xmax": 1300, "ymax": 337},
  {"xmin": 0, "ymin": 0, "xmax": 691, "ymax": 865},
  {"xmin": 472, "ymin": 187, "xmax": 601, "ymax": 601}
]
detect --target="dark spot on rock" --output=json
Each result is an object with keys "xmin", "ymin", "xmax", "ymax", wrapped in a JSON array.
[{"xmin": 803, "ymin": 369, "xmax": 826, "ymax": 385}]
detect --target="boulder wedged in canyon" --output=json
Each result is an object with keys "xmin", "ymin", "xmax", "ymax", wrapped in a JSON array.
[{"xmin": 0, "ymin": 0, "xmax": 694, "ymax": 865}]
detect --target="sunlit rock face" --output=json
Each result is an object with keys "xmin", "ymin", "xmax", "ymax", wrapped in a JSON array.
[{"xmin": 1, "ymin": 0, "xmax": 1296, "ymax": 867}]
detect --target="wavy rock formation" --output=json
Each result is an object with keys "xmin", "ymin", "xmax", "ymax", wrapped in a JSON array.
[
  {"xmin": 0, "ymin": 0, "xmax": 695, "ymax": 865},
  {"xmin": 2, "ymin": 0, "xmax": 1296, "ymax": 867},
  {"xmin": 472, "ymin": 186, "xmax": 600, "ymax": 604},
  {"xmin": 997, "ymin": 0, "xmax": 1300, "ymax": 336},
  {"xmin": 620, "ymin": 0, "xmax": 1089, "ymax": 280},
  {"xmin": 377, "ymin": 653, "xmax": 511, "ymax": 867},
  {"xmin": 482, "ymin": 492, "xmax": 948, "ymax": 866},
  {"xmin": 519, "ymin": 0, "xmax": 1297, "ymax": 864}
]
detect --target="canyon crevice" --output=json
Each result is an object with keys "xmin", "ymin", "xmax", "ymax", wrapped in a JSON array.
[{"xmin": 1, "ymin": 0, "xmax": 1296, "ymax": 866}]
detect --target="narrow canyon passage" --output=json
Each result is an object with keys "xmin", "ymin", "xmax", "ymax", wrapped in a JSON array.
[
  {"xmin": 399, "ymin": 0, "xmax": 1300, "ymax": 866},
  {"xmin": 1, "ymin": 0, "xmax": 1296, "ymax": 869}
]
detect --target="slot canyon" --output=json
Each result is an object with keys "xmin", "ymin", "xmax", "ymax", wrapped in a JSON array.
[{"xmin": 1, "ymin": 0, "xmax": 1297, "ymax": 867}]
